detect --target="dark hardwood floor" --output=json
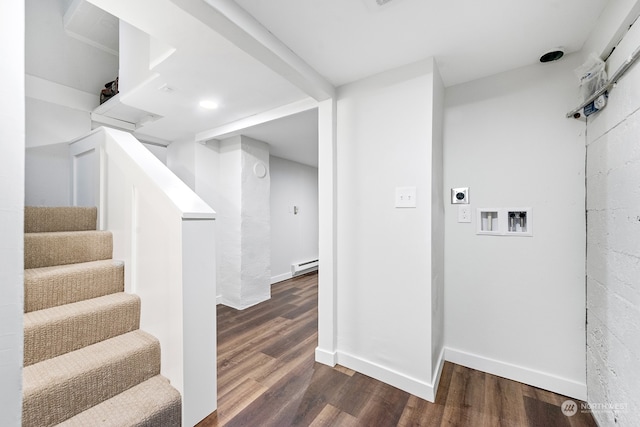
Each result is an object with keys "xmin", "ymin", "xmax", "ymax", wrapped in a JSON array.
[{"xmin": 197, "ymin": 272, "xmax": 596, "ymax": 427}]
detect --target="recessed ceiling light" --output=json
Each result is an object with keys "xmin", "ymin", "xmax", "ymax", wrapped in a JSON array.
[{"xmin": 199, "ymin": 100, "xmax": 219, "ymax": 109}]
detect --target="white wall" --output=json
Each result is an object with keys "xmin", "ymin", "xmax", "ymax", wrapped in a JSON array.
[
  {"xmin": 335, "ymin": 59, "xmax": 442, "ymax": 401},
  {"xmin": 270, "ymin": 156, "xmax": 319, "ymax": 283},
  {"xmin": 26, "ymin": 0, "xmax": 118, "ymax": 95},
  {"xmin": 25, "ymin": 143, "xmax": 71, "ymax": 206},
  {"xmin": 141, "ymin": 143, "xmax": 167, "ymax": 164},
  {"xmin": 26, "ymin": 97, "xmax": 91, "ymax": 148},
  {"xmin": 25, "ymin": 0, "xmax": 116, "ymax": 207},
  {"xmin": 167, "ymin": 138, "xmax": 196, "ymax": 190},
  {"xmin": 0, "ymin": 1, "xmax": 25, "ymax": 425},
  {"xmin": 443, "ymin": 55, "xmax": 587, "ymax": 399},
  {"xmin": 585, "ymin": 16, "xmax": 640, "ymax": 426}
]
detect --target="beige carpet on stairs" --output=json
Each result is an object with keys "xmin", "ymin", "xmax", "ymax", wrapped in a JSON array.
[
  {"xmin": 24, "ymin": 259, "xmax": 125, "ymax": 312},
  {"xmin": 24, "ymin": 230, "xmax": 113, "ymax": 269},
  {"xmin": 24, "ymin": 292, "xmax": 141, "ymax": 366},
  {"xmin": 23, "ymin": 207, "xmax": 182, "ymax": 427}
]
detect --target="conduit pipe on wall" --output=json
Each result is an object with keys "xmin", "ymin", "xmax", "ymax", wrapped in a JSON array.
[{"xmin": 567, "ymin": 45, "xmax": 640, "ymax": 118}]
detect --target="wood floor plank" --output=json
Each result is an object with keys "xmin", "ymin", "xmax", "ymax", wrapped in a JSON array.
[
  {"xmin": 397, "ymin": 395, "xmax": 445, "ymax": 427},
  {"xmin": 288, "ymin": 363, "xmax": 352, "ymax": 426},
  {"xmin": 217, "ymin": 351, "xmax": 275, "ymax": 398},
  {"xmin": 333, "ymin": 364, "xmax": 355, "ymax": 377},
  {"xmin": 482, "ymin": 372, "xmax": 528, "ymax": 426},
  {"xmin": 197, "ymin": 272, "xmax": 598, "ymax": 427},
  {"xmin": 216, "ymin": 378, "xmax": 268, "ymax": 425},
  {"xmin": 327, "ymin": 371, "xmax": 378, "ymax": 418},
  {"xmin": 224, "ymin": 354, "xmax": 315, "ymax": 427},
  {"xmin": 257, "ymin": 333, "xmax": 318, "ymax": 388},
  {"xmin": 523, "ymin": 395, "xmax": 571, "ymax": 427},
  {"xmin": 441, "ymin": 363, "xmax": 487, "ymax": 426},
  {"xmin": 356, "ymin": 380, "xmax": 411, "ymax": 427},
  {"xmin": 308, "ymin": 404, "xmax": 359, "ymax": 427}
]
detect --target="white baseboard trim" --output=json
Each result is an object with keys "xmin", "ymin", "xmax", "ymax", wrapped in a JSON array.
[
  {"xmin": 315, "ymin": 347, "xmax": 337, "ymax": 366},
  {"xmin": 216, "ymin": 295, "xmax": 270, "ymax": 310},
  {"xmin": 444, "ymin": 347, "xmax": 587, "ymax": 400},
  {"xmin": 431, "ymin": 347, "xmax": 445, "ymax": 400},
  {"xmin": 336, "ymin": 351, "xmax": 438, "ymax": 402},
  {"xmin": 271, "ymin": 272, "xmax": 292, "ymax": 285}
]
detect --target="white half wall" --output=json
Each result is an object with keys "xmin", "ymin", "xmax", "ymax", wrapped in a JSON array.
[
  {"xmin": 443, "ymin": 54, "xmax": 587, "ymax": 400},
  {"xmin": 0, "ymin": 1, "xmax": 25, "ymax": 425},
  {"xmin": 585, "ymin": 15, "xmax": 640, "ymax": 426},
  {"xmin": 335, "ymin": 59, "xmax": 441, "ymax": 401},
  {"xmin": 270, "ymin": 156, "xmax": 319, "ymax": 284}
]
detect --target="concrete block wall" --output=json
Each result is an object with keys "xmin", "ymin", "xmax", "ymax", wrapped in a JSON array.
[{"xmin": 585, "ymin": 17, "xmax": 640, "ymax": 426}]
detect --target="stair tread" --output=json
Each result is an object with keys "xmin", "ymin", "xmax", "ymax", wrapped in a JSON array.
[
  {"xmin": 23, "ymin": 330, "xmax": 160, "ymax": 427},
  {"xmin": 24, "ymin": 230, "xmax": 113, "ymax": 269},
  {"xmin": 24, "ymin": 260, "xmax": 125, "ymax": 312},
  {"xmin": 24, "ymin": 292, "xmax": 141, "ymax": 366},
  {"xmin": 57, "ymin": 375, "xmax": 181, "ymax": 427}
]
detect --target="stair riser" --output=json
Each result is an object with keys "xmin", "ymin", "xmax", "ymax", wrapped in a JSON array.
[
  {"xmin": 23, "ymin": 332, "xmax": 161, "ymax": 427},
  {"xmin": 24, "ymin": 294, "xmax": 141, "ymax": 366},
  {"xmin": 25, "ymin": 206, "xmax": 97, "ymax": 233},
  {"xmin": 24, "ymin": 260, "xmax": 125, "ymax": 312},
  {"xmin": 25, "ymin": 231, "xmax": 113, "ymax": 269}
]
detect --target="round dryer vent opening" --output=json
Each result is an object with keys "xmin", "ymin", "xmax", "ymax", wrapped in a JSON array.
[{"xmin": 540, "ymin": 48, "xmax": 565, "ymax": 63}]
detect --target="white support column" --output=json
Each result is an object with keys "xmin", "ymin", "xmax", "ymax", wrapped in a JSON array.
[
  {"xmin": 216, "ymin": 136, "xmax": 271, "ymax": 309},
  {"xmin": 316, "ymin": 98, "xmax": 338, "ymax": 366}
]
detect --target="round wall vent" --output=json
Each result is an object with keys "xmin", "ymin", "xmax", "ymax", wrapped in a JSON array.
[{"xmin": 540, "ymin": 49, "xmax": 564, "ymax": 63}]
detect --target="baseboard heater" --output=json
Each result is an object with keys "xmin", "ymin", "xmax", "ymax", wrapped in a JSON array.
[{"xmin": 291, "ymin": 259, "xmax": 319, "ymax": 276}]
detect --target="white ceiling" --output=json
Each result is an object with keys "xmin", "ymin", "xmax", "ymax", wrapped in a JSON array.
[
  {"xmin": 217, "ymin": 108, "xmax": 319, "ymax": 167},
  {"xmin": 234, "ymin": 0, "xmax": 611, "ymax": 87},
  {"xmin": 75, "ymin": 0, "xmax": 611, "ymax": 167}
]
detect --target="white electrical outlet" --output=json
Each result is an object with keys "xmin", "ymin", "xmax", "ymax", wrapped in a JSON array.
[{"xmin": 458, "ymin": 205, "xmax": 471, "ymax": 223}]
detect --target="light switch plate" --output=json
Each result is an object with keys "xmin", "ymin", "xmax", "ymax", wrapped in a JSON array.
[{"xmin": 395, "ymin": 187, "xmax": 416, "ymax": 208}]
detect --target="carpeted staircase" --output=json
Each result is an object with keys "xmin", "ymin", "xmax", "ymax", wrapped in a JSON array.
[{"xmin": 23, "ymin": 206, "xmax": 182, "ymax": 427}]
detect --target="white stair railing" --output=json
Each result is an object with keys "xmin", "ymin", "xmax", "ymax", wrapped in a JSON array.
[{"xmin": 69, "ymin": 127, "xmax": 216, "ymax": 426}]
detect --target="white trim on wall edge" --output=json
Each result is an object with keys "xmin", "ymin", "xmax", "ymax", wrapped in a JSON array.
[
  {"xmin": 271, "ymin": 272, "xmax": 293, "ymax": 285},
  {"xmin": 444, "ymin": 347, "xmax": 587, "ymax": 401},
  {"xmin": 431, "ymin": 347, "xmax": 446, "ymax": 400},
  {"xmin": 315, "ymin": 347, "xmax": 337, "ymax": 366},
  {"xmin": 336, "ymin": 351, "xmax": 440, "ymax": 402}
]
